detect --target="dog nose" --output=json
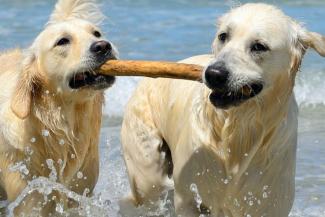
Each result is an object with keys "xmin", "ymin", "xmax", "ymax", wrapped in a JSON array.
[
  {"xmin": 90, "ymin": 41, "xmax": 112, "ymax": 56},
  {"xmin": 204, "ymin": 62, "xmax": 229, "ymax": 89}
]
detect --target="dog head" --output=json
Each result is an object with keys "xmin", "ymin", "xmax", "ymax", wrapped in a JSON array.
[
  {"xmin": 11, "ymin": 0, "xmax": 118, "ymax": 119},
  {"xmin": 204, "ymin": 3, "xmax": 325, "ymax": 109}
]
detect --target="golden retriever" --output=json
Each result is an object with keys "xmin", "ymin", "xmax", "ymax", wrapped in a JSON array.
[
  {"xmin": 0, "ymin": 0, "xmax": 117, "ymax": 215},
  {"xmin": 121, "ymin": 3, "xmax": 325, "ymax": 217}
]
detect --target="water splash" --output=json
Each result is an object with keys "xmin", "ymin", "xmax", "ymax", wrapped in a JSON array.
[
  {"xmin": 46, "ymin": 159, "xmax": 57, "ymax": 182},
  {"xmin": 189, "ymin": 183, "xmax": 203, "ymax": 212},
  {"xmin": 7, "ymin": 177, "xmax": 111, "ymax": 217},
  {"xmin": 9, "ymin": 162, "xmax": 29, "ymax": 176}
]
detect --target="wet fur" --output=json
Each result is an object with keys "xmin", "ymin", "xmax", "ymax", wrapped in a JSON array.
[
  {"xmin": 121, "ymin": 3, "xmax": 325, "ymax": 217},
  {"xmin": 0, "ymin": 0, "xmax": 108, "ymax": 215}
]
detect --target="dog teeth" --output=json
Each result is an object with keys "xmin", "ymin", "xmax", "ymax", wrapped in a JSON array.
[{"xmin": 242, "ymin": 86, "xmax": 251, "ymax": 96}]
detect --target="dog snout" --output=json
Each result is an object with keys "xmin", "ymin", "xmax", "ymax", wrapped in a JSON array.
[
  {"xmin": 205, "ymin": 62, "xmax": 229, "ymax": 90},
  {"xmin": 90, "ymin": 40, "xmax": 112, "ymax": 56}
]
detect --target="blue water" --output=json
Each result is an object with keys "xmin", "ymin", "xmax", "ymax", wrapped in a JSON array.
[{"xmin": 0, "ymin": 0, "xmax": 325, "ymax": 216}]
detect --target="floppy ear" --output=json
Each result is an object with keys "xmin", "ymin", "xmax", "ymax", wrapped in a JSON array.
[
  {"xmin": 289, "ymin": 26, "xmax": 325, "ymax": 75},
  {"xmin": 11, "ymin": 54, "xmax": 40, "ymax": 119},
  {"xmin": 300, "ymin": 31, "xmax": 325, "ymax": 57},
  {"xmin": 48, "ymin": 0, "xmax": 104, "ymax": 25}
]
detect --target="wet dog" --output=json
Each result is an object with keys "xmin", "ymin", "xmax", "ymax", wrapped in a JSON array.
[
  {"xmin": 121, "ymin": 3, "xmax": 325, "ymax": 216},
  {"xmin": 0, "ymin": 0, "xmax": 117, "ymax": 215}
]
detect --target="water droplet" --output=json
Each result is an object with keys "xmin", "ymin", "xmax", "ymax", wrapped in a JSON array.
[
  {"xmin": 190, "ymin": 183, "xmax": 198, "ymax": 192},
  {"xmin": 55, "ymin": 203, "xmax": 64, "ymax": 213},
  {"xmin": 59, "ymin": 139, "xmax": 65, "ymax": 146},
  {"xmin": 30, "ymin": 137, "xmax": 36, "ymax": 143},
  {"xmin": 46, "ymin": 159, "xmax": 57, "ymax": 182},
  {"xmin": 46, "ymin": 159, "xmax": 54, "ymax": 166},
  {"xmin": 83, "ymin": 188, "xmax": 90, "ymax": 196},
  {"xmin": 24, "ymin": 146, "xmax": 34, "ymax": 155},
  {"xmin": 42, "ymin": 130, "xmax": 50, "ymax": 137},
  {"xmin": 234, "ymin": 198, "xmax": 240, "ymax": 207},
  {"xmin": 21, "ymin": 166, "xmax": 29, "ymax": 175},
  {"xmin": 263, "ymin": 192, "xmax": 268, "ymax": 198},
  {"xmin": 77, "ymin": 171, "xmax": 83, "ymax": 179}
]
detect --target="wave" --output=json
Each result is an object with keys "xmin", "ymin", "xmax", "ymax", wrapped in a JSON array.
[{"xmin": 296, "ymin": 69, "xmax": 325, "ymax": 107}]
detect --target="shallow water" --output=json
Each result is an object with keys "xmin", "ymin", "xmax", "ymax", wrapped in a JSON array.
[{"xmin": 0, "ymin": 0, "xmax": 325, "ymax": 216}]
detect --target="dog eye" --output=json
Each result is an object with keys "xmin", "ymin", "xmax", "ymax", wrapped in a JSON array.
[
  {"xmin": 251, "ymin": 42, "xmax": 269, "ymax": 52},
  {"xmin": 93, "ymin": 31, "xmax": 102, "ymax": 38},
  {"xmin": 56, "ymin": 38, "xmax": 70, "ymax": 46},
  {"xmin": 218, "ymin": 33, "xmax": 228, "ymax": 43}
]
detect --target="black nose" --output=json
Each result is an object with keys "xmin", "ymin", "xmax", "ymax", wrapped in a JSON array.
[
  {"xmin": 204, "ymin": 62, "xmax": 229, "ymax": 89},
  {"xmin": 90, "ymin": 41, "xmax": 112, "ymax": 56}
]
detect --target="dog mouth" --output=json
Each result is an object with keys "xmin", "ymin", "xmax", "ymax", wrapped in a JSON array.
[
  {"xmin": 69, "ymin": 71, "xmax": 115, "ymax": 90},
  {"xmin": 209, "ymin": 83, "xmax": 263, "ymax": 109}
]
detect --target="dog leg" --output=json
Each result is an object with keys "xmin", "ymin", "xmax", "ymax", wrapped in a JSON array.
[{"xmin": 121, "ymin": 115, "xmax": 173, "ymax": 208}]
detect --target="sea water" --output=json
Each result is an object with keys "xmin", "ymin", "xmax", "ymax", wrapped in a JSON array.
[{"xmin": 0, "ymin": 0, "xmax": 324, "ymax": 216}]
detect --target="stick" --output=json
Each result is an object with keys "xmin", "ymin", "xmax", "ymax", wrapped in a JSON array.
[{"xmin": 99, "ymin": 60, "xmax": 204, "ymax": 82}]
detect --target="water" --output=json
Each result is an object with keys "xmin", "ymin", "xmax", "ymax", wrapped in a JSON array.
[{"xmin": 0, "ymin": 0, "xmax": 324, "ymax": 216}]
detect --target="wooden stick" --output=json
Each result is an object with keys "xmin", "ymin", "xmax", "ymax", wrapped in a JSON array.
[{"xmin": 99, "ymin": 60, "xmax": 204, "ymax": 82}]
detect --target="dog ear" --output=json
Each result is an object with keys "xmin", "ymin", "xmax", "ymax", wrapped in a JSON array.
[
  {"xmin": 48, "ymin": 0, "xmax": 104, "ymax": 25},
  {"xmin": 11, "ymin": 53, "xmax": 40, "ymax": 119},
  {"xmin": 289, "ymin": 27, "xmax": 325, "ymax": 75},
  {"xmin": 299, "ymin": 31, "xmax": 325, "ymax": 57}
]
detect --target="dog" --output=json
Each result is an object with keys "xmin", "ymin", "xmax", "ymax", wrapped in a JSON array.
[
  {"xmin": 121, "ymin": 3, "xmax": 325, "ymax": 217},
  {"xmin": 0, "ymin": 0, "xmax": 117, "ymax": 215}
]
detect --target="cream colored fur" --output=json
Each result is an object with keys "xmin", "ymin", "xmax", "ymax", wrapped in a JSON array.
[
  {"xmin": 121, "ymin": 3, "xmax": 325, "ymax": 217},
  {"xmin": 0, "ymin": 0, "xmax": 114, "ymax": 215}
]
